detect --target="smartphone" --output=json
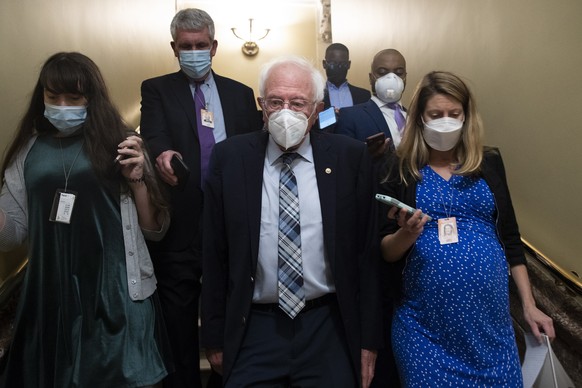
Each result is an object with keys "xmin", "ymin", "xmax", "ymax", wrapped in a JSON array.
[
  {"xmin": 366, "ymin": 132, "xmax": 386, "ymax": 147},
  {"xmin": 318, "ymin": 107, "xmax": 337, "ymax": 129},
  {"xmin": 170, "ymin": 154, "xmax": 190, "ymax": 191},
  {"xmin": 375, "ymin": 194, "xmax": 432, "ymax": 221}
]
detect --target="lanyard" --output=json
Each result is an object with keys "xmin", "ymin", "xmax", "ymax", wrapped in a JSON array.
[{"xmin": 59, "ymin": 138, "xmax": 85, "ymax": 191}]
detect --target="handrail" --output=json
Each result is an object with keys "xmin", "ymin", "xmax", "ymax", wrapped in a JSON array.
[
  {"xmin": 522, "ymin": 238, "xmax": 582, "ymax": 294},
  {"xmin": 0, "ymin": 259, "xmax": 27, "ymax": 307}
]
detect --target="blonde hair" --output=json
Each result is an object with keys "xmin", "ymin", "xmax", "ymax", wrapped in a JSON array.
[{"xmin": 396, "ymin": 71, "xmax": 484, "ymax": 184}]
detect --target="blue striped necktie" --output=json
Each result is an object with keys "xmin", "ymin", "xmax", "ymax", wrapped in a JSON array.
[{"xmin": 278, "ymin": 152, "xmax": 305, "ymax": 318}]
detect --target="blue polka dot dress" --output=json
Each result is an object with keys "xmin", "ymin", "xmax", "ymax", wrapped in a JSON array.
[{"xmin": 392, "ymin": 166, "xmax": 523, "ymax": 387}]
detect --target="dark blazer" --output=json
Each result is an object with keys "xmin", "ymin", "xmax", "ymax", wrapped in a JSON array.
[
  {"xmin": 335, "ymin": 100, "xmax": 394, "ymax": 144},
  {"xmin": 201, "ymin": 130, "xmax": 382, "ymax": 381},
  {"xmin": 140, "ymin": 70, "xmax": 260, "ymax": 254},
  {"xmin": 323, "ymin": 83, "xmax": 371, "ymax": 109}
]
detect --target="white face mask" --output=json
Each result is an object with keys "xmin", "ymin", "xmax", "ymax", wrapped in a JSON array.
[
  {"xmin": 179, "ymin": 49, "xmax": 212, "ymax": 79},
  {"xmin": 44, "ymin": 103, "xmax": 87, "ymax": 135},
  {"xmin": 375, "ymin": 73, "xmax": 404, "ymax": 103},
  {"xmin": 422, "ymin": 117, "xmax": 464, "ymax": 151},
  {"xmin": 268, "ymin": 109, "xmax": 310, "ymax": 150}
]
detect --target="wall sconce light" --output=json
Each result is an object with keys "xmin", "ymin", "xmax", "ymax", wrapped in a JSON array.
[{"xmin": 231, "ymin": 18, "xmax": 270, "ymax": 57}]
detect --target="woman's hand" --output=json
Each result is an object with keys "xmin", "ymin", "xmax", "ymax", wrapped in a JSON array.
[
  {"xmin": 116, "ymin": 135, "xmax": 145, "ymax": 182},
  {"xmin": 381, "ymin": 207, "xmax": 430, "ymax": 262},
  {"xmin": 388, "ymin": 206, "xmax": 430, "ymax": 236},
  {"xmin": 524, "ymin": 305, "xmax": 555, "ymax": 343}
]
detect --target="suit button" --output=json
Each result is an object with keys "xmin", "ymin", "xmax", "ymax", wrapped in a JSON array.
[
  {"xmin": 250, "ymin": 276, "xmax": 254, "ymax": 283},
  {"xmin": 242, "ymin": 316, "xmax": 246, "ymax": 326}
]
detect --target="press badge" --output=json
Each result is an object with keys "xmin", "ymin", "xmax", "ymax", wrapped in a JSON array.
[
  {"xmin": 201, "ymin": 109, "xmax": 215, "ymax": 128},
  {"xmin": 49, "ymin": 189, "xmax": 77, "ymax": 224},
  {"xmin": 438, "ymin": 217, "xmax": 458, "ymax": 245}
]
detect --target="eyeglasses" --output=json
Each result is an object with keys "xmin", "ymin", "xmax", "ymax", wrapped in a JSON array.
[
  {"xmin": 261, "ymin": 98, "xmax": 314, "ymax": 112},
  {"xmin": 325, "ymin": 62, "xmax": 349, "ymax": 70}
]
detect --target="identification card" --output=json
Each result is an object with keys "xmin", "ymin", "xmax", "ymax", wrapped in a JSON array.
[
  {"xmin": 438, "ymin": 217, "xmax": 458, "ymax": 244},
  {"xmin": 201, "ymin": 109, "xmax": 215, "ymax": 128},
  {"xmin": 49, "ymin": 189, "xmax": 77, "ymax": 224}
]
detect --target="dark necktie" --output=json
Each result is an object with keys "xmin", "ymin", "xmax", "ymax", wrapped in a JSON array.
[
  {"xmin": 278, "ymin": 152, "xmax": 305, "ymax": 318},
  {"xmin": 387, "ymin": 102, "xmax": 406, "ymax": 134},
  {"xmin": 195, "ymin": 82, "xmax": 215, "ymax": 181}
]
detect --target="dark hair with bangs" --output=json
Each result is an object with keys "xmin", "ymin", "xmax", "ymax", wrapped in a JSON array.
[
  {"xmin": 2, "ymin": 52, "xmax": 126, "ymax": 180},
  {"xmin": 1, "ymin": 52, "xmax": 168, "ymax": 216}
]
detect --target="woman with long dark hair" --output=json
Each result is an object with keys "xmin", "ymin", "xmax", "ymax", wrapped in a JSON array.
[{"xmin": 0, "ymin": 52, "xmax": 171, "ymax": 387}]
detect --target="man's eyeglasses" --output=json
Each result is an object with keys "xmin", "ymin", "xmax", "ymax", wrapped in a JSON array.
[
  {"xmin": 325, "ymin": 62, "xmax": 349, "ymax": 70},
  {"xmin": 261, "ymin": 98, "xmax": 314, "ymax": 112}
]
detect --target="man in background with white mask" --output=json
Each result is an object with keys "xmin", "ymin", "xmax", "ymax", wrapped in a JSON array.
[
  {"xmin": 336, "ymin": 49, "xmax": 407, "ymax": 157},
  {"xmin": 139, "ymin": 8, "xmax": 260, "ymax": 388},
  {"xmin": 336, "ymin": 48, "xmax": 407, "ymax": 388},
  {"xmin": 201, "ymin": 56, "xmax": 382, "ymax": 388}
]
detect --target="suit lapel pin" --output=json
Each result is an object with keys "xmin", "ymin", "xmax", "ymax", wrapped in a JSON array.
[{"xmin": 325, "ymin": 168, "xmax": 332, "ymax": 174}]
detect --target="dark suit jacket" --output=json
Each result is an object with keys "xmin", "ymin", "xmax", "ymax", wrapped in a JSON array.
[
  {"xmin": 335, "ymin": 100, "xmax": 394, "ymax": 145},
  {"xmin": 140, "ymin": 70, "xmax": 260, "ymax": 255},
  {"xmin": 323, "ymin": 83, "xmax": 371, "ymax": 109},
  {"xmin": 201, "ymin": 130, "xmax": 382, "ymax": 381}
]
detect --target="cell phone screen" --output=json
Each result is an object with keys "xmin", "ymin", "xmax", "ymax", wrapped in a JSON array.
[
  {"xmin": 366, "ymin": 132, "xmax": 386, "ymax": 147},
  {"xmin": 318, "ymin": 107, "xmax": 336, "ymax": 129}
]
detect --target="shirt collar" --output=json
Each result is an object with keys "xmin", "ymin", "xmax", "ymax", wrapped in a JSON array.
[
  {"xmin": 326, "ymin": 80, "xmax": 349, "ymax": 91},
  {"xmin": 267, "ymin": 131, "xmax": 313, "ymax": 166},
  {"xmin": 371, "ymin": 95, "xmax": 402, "ymax": 109},
  {"xmin": 189, "ymin": 71, "xmax": 215, "ymax": 89}
]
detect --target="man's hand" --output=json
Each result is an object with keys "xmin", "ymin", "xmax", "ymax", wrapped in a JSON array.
[
  {"xmin": 367, "ymin": 138, "xmax": 391, "ymax": 160},
  {"xmin": 361, "ymin": 348, "xmax": 377, "ymax": 388},
  {"xmin": 155, "ymin": 150, "xmax": 181, "ymax": 186},
  {"xmin": 205, "ymin": 348, "xmax": 224, "ymax": 375}
]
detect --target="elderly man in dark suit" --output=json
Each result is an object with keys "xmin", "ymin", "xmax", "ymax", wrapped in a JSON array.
[
  {"xmin": 139, "ymin": 8, "xmax": 260, "ymax": 388},
  {"xmin": 201, "ymin": 56, "xmax": 382, "ymax": 387}
]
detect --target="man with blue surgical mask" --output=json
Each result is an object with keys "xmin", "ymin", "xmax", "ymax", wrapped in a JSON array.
[
  {"xmin": 335, "ymin": 48, "xmax": 407, "ymax": 388},
  {"xmin": 139, "ymin": 8, "xmax": 260, "ymax": 388}
]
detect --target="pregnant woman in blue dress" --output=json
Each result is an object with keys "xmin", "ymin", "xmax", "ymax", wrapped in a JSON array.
[{"xmin": 379, "ymin": 71, "xmax": 554, "ymax": 387}]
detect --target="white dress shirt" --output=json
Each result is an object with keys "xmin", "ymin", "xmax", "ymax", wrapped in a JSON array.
[
  {"xmin": 371, "ymin": 96, "xmax": 407, "ymax": 148},
  {"xmin": 188, "ymin": 72, "xmax": 227, "ymax": 143},
  {"xmin": 253, "ymin": 134, "xmax": 335, "ymax": 303}
]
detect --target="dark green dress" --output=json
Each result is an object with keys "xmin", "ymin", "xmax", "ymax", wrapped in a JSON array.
[{"xmin": 0, "ymin": 134, "xmax": 167, "ymax": 387}]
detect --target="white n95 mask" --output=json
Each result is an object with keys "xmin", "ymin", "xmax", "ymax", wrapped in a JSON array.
[
  {"xmin": 268, "ymin": 109, "xmax": 309, "ymax": 150},
  {"xmin": 422, "ymin": 117, "xmax": 464, "ymax": 151},
  {"xmin": 375, "ymin": 73, "xmax": 404, "ymax": 103}
]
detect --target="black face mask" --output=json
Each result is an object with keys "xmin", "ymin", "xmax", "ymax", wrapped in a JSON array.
[{"xmin": 325, "ymin": 63, "xmax": 349, "ymax": 85}]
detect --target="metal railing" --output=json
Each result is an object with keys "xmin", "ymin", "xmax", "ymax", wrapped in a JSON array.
[{"xmin": 522, "ymin": 238, "xmax": 582, "ymax": 294}]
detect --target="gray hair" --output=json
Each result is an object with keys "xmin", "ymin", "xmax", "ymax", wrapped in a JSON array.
[
  {"xmin": 170, "ymin": 8, "xmax": 215, "ymax": 41},
  {"xmin": 258, "ymin": 56, "xmax": 325, "ymax": 102}
]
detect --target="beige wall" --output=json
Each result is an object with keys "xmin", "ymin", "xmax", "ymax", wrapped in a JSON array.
[
  {"xmin": 0, "ymin": 0, "xmax": 580, "ymax": 279},
  {"xmin": 181, "ymin": 0, "xmax": 321, "ymax": 96},
  {"xmin": 0, "ymin": 0, "xmax": 320, "ymax": 278},
  {"xmin": 332, "ymin": 0, "xmax": 582, "ymax": 277}
]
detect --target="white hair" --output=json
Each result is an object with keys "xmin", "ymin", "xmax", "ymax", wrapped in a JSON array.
[{"xmin": 258, "ymin": 56, "xmax": 325, "ymax": 102}]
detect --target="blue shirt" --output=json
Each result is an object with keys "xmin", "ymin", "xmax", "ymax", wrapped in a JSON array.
[{"xmin": 327, "ymin": 80, "xmax": 354, "ymax": 109}]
